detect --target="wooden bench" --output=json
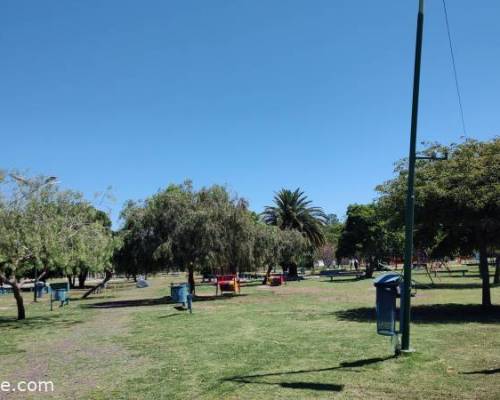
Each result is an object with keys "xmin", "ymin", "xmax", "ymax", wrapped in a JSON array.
[
  {"xmin": 433, "ymin": 269, "xmax": 468, "ymax": 277},
  {"xmin": 216, "ymin": 275, "xmax": 240, "ymax": 295},
  {"xmin": 319, "ymin": 270, "xmax": 364, "ymax": 281}
]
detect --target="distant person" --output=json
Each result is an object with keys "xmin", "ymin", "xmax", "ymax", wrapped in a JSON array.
[{"xmin": 354, "ymin": 258, "xmax": 359, "ymax": 270}]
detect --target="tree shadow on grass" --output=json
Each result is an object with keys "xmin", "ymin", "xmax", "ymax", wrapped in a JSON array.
[
  {"xmin": 222, "ymin": 356, "xmax": 394, "ymax": 393},
  {"xmin": 321, "ymin": 278, "xmax": 361, "ymax": 283},
  {"xmin": 241, "ymin": 281, "xmax": 267, "ymax": 287},
  {"xmin": 0, "ymin": 315, "xmax": 84, "ymax": 331},
  {"xmin": 83, "ymin": 294, "xmax": 243, "ymax": 309},
  {"xmin": 71, "ymin": 295, "xmax": 116, "ymax": 302},
  {"xmin": 232, "ymin": 379, "xmax": 343, "ymax": 392},
  {"xmin": 225, "ymin": 356, "xmax": 393, "ymax": 380},
  {"xmin": 334, "ymin": 304, "xmax": 500, "ymax": 324},
  {"xmin": 158, "ymin": 313, "xmax": 183, "ymax": 319},
  {"xmin": 280, "ymin": 382, "xmax": 343, "ymax": 391},
  {"xmin": 414, "ymin": 282, "xmax": 484, "ymax": 290},
  {"xmin": 461, "ymin": 367, "xmax": 500, "ymax": 375}
]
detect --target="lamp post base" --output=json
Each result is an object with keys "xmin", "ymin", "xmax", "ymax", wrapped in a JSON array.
[{"xmin": 400, "ymin": 348, "xmax": 416, "ymax": 356}]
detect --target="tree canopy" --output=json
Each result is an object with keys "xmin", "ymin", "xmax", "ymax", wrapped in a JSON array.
[
  {"xmin": 262, "ymin": 188, "xmax": 327, "ymax": 248},
  {"xmin": 115, "ymin": 182, "xmax": 311, "ymax": 292},
  {"xmin": 377, "ymin": 137, "xmax": 500, "ymax": 306},
  {"xmin": 0, "ymin": 172, "xmax": 115, "ymax": 319}
]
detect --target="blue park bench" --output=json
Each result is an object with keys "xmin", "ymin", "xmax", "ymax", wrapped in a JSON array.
[
  {"xmin": 0, "ymin": 285, "xmax": 13, "ymax": 295},
  {"xmin": 319, "ymin": 269, "xmax": 365, "ymax": 281},
  {"xmin": 433, "ymin": 269, "xmax": 468, "ymax": 277}
]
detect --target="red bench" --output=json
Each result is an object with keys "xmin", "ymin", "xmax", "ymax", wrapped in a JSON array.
[
  {"xmin": 216, "ymin": 275, "xmax": 240, "ymax": 295},
  {"xmin": 267, "ymin": 273, "xmax": 286, "ymax": 286}
]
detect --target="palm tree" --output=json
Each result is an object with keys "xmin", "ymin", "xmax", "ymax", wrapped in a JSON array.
[{"xmin": 262, "ymin": 188, "xmax": 327, "ymax": 248}]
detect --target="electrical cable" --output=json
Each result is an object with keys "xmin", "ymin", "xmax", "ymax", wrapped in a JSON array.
[{"xmin": 442, "ymin": 0, "xmax": 467, "ymax": 136}]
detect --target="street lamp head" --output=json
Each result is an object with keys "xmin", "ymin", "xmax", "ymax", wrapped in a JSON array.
[{"xmin": 44, "ymin": 176, "xmax": 58, "ymax": 185}]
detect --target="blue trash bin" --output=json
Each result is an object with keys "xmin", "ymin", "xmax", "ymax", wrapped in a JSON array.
[
  {"xmin": 373, "ymin": 273, "xmax": 402, "ymax": 336},
  {"xmin": 35, "ymin": 282, "xmax": 45, "ymax": 298},
  {"xmin": 170, "ymin": 283, "xmax": 188, "ymax": 305},
  {"xmin": 54, "ymin": 289, "xmax": 67, "ymax": 302}
]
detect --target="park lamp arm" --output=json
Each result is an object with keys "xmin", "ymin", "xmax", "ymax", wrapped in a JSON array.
[{"xmin": 416, "ymin": 151, "xmax": 448, "ymax": 161}]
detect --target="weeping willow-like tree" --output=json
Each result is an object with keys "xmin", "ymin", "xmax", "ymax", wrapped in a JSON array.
[{"xmin": 0, "ymin": 172, "xmax": 115, "ymax": 319}]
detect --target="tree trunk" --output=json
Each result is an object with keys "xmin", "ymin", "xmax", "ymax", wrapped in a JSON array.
[
  {"xmin": 479, "ymin": 244, "xmax": 492, "ymax": 308},
  {"xmin": 262, "ymin": 265, "xmax": 273, "ymax": 285},
  {"xmin": 78, "ymin": 270, "xmax": 88, "ymax": 289},
  {"xmin": 494, "ymin": 255, "xmax": 500, "ymax": 285},
  {"xmin": 11, "ymin": 282, "xmax": 25, "ymax": 320},
  {"xmin": 67, "ymin": 275, "xmax": 75, "ymax": 289},
  {"xmin": 365, "ymin": 258, "xmax": 376, "ymax": 279},
  {"xmin": 288, "ymin": 263, "xmax": 298, "ymax": 279},
  {"xmin": 82, "ymin": 270, "xmax": 113, "ymax": 299},
  {"xmin": 188, "ymin": 266, "xmax": 195, "ymax": 294}
]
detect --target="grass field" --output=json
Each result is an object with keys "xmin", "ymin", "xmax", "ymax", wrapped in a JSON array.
[{"xmin": 0, "ymin": 271, "xmax": 499, "ymax": 400}]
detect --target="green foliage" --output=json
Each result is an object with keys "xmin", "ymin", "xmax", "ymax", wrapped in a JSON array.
[
  {"xmin": 2, "ymin": 275, "xmax": 498, "ymax": 399},
  {"xmin": 336, "ymin": 203, "xmax": 403, "ymax": 262},
  {"xmin": 376, "ymin": 137, "xmax": 500, "ymax": 305},
  {"xmin": 115, "ymin": 183, "xmax": 312, "ymax": 282},
  {"xmin": 0, "ymin": 174, "xmax": 114, "ymax": 281},
  {"xmin": 323, "ymin": 217, "xmax": 343, "ymax": 246},
  {"xmin": 262, "ymin": 188, "xmax": 327, "ymax": 248},
  {"xmin": 377, "ymin": 138, "xmax": 500, "ymax": 258},
  {"xmin": 0, "ymin": 172, "xmax": 115, "ymax": 318}
]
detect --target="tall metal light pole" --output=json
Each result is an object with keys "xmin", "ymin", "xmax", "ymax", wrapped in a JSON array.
[{"xmin": 401, "ymin": 0, "xmax": 424, "ymax": 353}]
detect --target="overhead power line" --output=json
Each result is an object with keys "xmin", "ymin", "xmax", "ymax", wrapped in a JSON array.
[{"xmin": 442, "ymin": 0, "xmax": 467, "ymax": 136}]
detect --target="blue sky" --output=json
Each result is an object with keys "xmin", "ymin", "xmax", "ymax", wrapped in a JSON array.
[{"xmin": 2, "ymin": 0, "xmax": 499, "ymax": 226}]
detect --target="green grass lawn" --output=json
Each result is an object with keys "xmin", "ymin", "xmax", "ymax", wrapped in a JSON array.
[{"xmin": 0, "ymin": 272, "xmax": 499, "ymax": 399}]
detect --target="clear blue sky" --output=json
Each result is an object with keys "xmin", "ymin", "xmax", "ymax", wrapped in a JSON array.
[{"xmin": 2, "ymin": 0, "xmax": 499, "ymax": 226}]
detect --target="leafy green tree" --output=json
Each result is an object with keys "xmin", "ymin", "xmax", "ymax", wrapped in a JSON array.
[
  {"xmin": 170, "ymin": 185, "xmax": 229, "ymax": 292},
  {"xmin": 0, "ymin": 172, "xmax": 114, "ymax": 319},
  {"xmin": 254, "ymin": 223, "xmax": 307, "ymax": 281},
  {"xmin": 116, "ymin": 182, "xmax": 317, "ymax": 291},
  {"xmin": 278, "ymin": 228, "xmax": 308, "ymax": 277},
  {"xmin": 117, "ymin": 182, "xmax": 260, "ymax": 293},
  {"xmin": 323, "ymin": 214, "xmax": 343, "ymax": 247},
  {"xmin": 63, "ymin": 207, "xmax": 114, "ymax": 288},
  {"xmin": 114, "ymin": 200, "xmax": 161, "ymax": 281},
  {"xmin": 221, "ymin": 197, "xmax": 256, "ymax": 275},
  {"xmin": 335, "ymin": 204, "xmax": 402, "ymax": 277},
  {"xmin": 377, "ymin": 138, "xmax": 500, "ymax": 307}
]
